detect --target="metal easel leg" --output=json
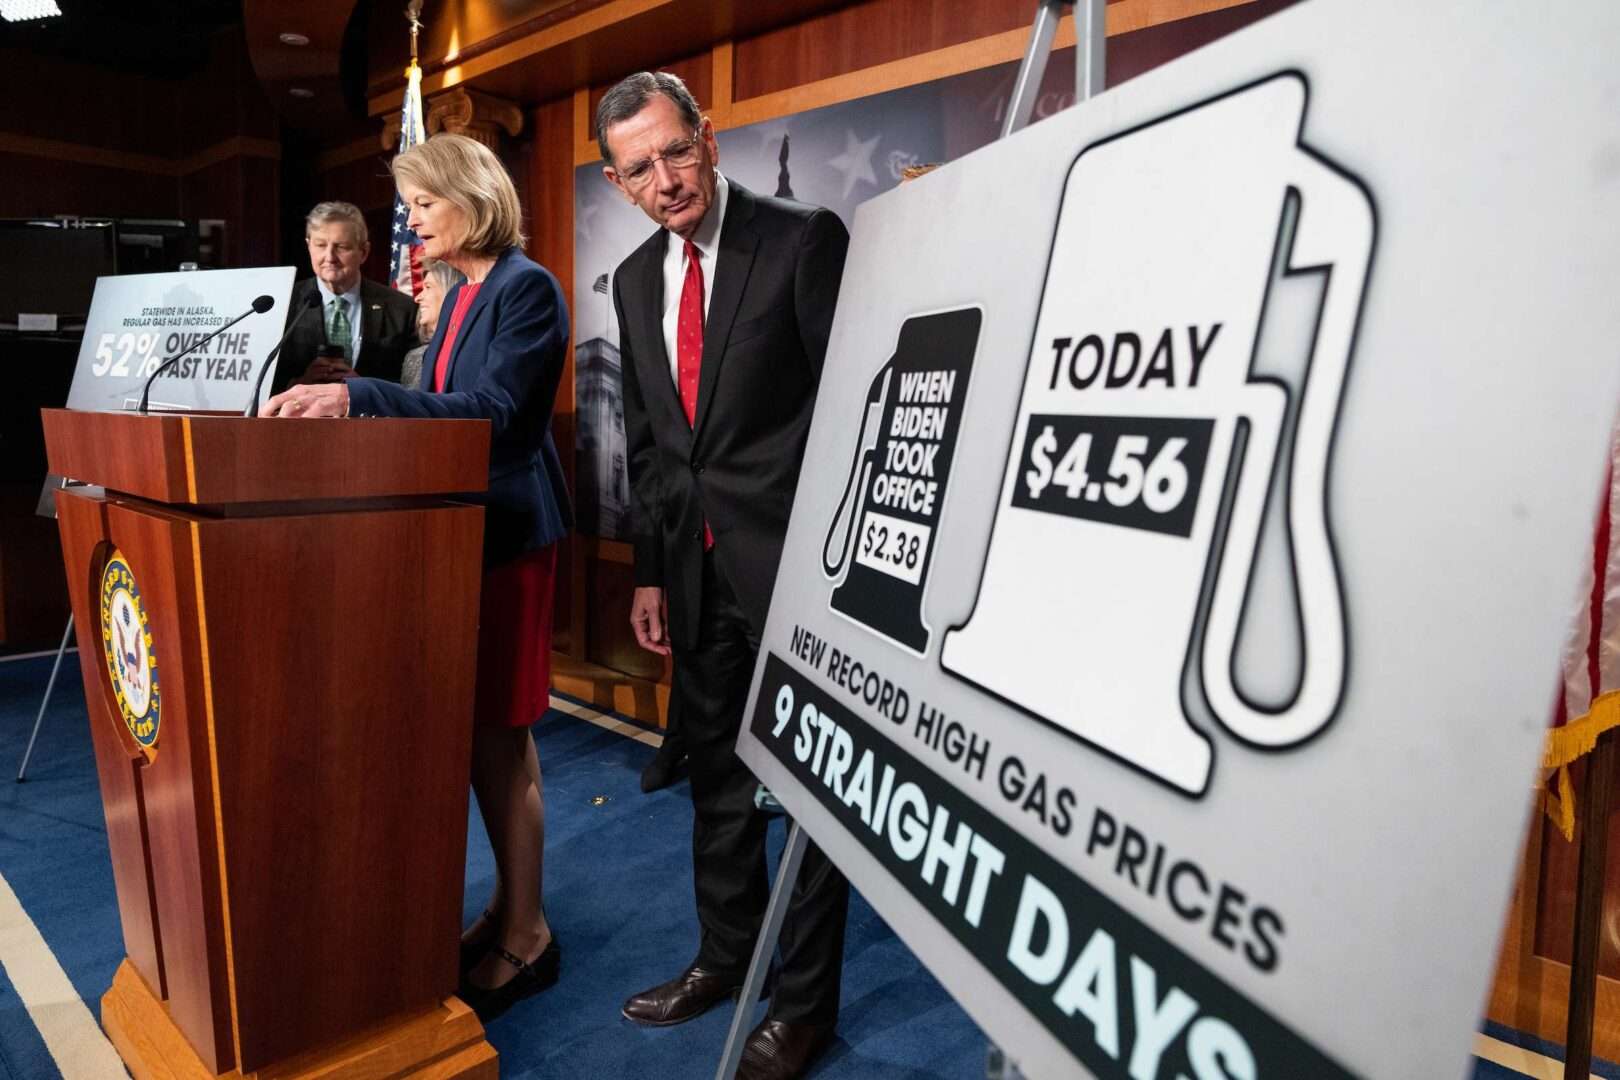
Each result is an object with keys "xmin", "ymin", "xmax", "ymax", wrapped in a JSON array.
[
  {"xmin": 17, "ymin": 614, "xmax": 75, "ymax": 782},
  {"xmin": 1076, "ymin": 0, "xmax": 1106, "ymax": 101},
  {"xmin": 1001, "ymin": 0, "xmax": 1066, "ymax": 139},
  {"xmin": 1002, "ymin": 0, "xmax": 1106, "ymax": 141},
  {"xmin": 715, "ymin": 820, "xmax": 811, "ymax": 1080}
]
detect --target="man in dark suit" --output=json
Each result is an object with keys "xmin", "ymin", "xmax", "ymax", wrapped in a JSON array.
[
  {"xmin": 270, "ymin": 201, "xmax": 419, "ymax": 394},
  {"xmin": 600, "ymin": 72, "xmax": 851, "ymax": 1080}
]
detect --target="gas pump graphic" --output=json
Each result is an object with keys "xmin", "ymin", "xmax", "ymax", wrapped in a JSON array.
[
  {"xmin": 823, "ymin": 307, "xmax": 981, "ymax": 655},
  {"xmin": 941, "ymin": 74, "xmax": 1373, "ymax": 796}
]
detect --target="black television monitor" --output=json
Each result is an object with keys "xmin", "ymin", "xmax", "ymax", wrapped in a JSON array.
[
  {"xmin": 0, "ymin": 219, "xmax": 118, "ymax": 326},
  {"xmin": 116, "ymin": 218, "xmax": 198, "ymax": 275}
]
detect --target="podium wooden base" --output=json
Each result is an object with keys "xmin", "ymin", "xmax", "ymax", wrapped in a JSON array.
[{"xmin": 101, "ymin": 961, "xmax": 498, "ymax": 1080}]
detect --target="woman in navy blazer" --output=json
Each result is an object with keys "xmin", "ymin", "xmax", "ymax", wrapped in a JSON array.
[{"xmin": 266, "ymin": 133, "xmax": 569, "ymax": 1020}]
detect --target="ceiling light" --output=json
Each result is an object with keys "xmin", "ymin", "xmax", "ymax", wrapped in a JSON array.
[
  {"xmin": 278, "ymin": 32, "xmax": 309, "ymax": 46},
  {"xmin": 0, "ymin": 0, "xmax": 63, "ymax": 22},
  {"xmin": 288, "ymin": 87, "xmax": 315, "ymax": 99}
]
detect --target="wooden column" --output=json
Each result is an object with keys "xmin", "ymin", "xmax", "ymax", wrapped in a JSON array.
[{"xmin": 427, "ymin": 87, "xmax": 524, "ymax": 150}]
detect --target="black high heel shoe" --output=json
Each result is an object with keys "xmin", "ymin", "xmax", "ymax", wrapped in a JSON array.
[{"xmin": 459, "ymin": 938, "xmax": 561, "ymax": 1022}]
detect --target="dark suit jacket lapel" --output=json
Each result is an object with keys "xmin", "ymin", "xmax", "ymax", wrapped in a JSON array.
[
  {"xmin": 358, "ymin": 281, "xmax": 387, "ymax": 369},
  {"xmin": 294, "ymin": 279, "xmax": 329, "ymax": 347},
  {"xmin": 632, "ymin": 229, "xmax": 688, "ymax": 435},
  {"xmin": 441, "ymin": 248, "xmax": 509, "ymax": 390},
  {"xmin": 693, "ymin": 182, "xmax": 757, "ymax": 442}
]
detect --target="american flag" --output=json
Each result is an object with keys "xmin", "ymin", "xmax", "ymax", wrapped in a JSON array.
[
  {"xmin": 1544, "ymin": 420, "xmax": 1620, "ymax": 839},
  {"xmin": 388, "ymin": 60, "xmax": 427, "ymax": 297}
]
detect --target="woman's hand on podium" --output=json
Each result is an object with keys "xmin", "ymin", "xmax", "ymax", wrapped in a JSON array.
[{"xmin": 263, "ymin": 382, "xmax": 351, "ymax": 418}]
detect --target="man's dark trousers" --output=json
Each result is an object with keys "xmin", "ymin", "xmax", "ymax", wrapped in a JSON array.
[{"xmin": 681, "ymin": 552, "xmax": 848, "ymax": 1024}]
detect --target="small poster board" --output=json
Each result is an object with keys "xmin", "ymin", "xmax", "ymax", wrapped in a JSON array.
[
  {"xmin": 736, "ymin": 1, "xmax": 1620, "ymax": 1076},
  {"xmin": 63, "ymin": 266, "xmax": 295, "ymax": 414}
]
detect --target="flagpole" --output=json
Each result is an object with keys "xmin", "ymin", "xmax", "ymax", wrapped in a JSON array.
[{"xmin": 388, "ymin": 2, "xmax": 429, "ymax": 297}]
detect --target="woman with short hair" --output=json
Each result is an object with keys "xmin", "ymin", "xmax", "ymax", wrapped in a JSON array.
[
  {"xmin": 264, "ymin": 132, "xmax": 570, "ymax": 1020},
  {"xmin": 400, "ymin": 257, "xmax": 466, "ymax": 388}
]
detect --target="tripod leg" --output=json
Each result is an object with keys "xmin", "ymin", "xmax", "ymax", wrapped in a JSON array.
[
  {"xmin": 1000, "ymin": 0, "xmax": 1065, "ymax": 139},
  {"xmin": 17, "ymin": 614, "xmax": 75, "ymax": 783},
  {"xmin": 715, "ymin": 821, "xmax": 811, "ymax": 1080},
  {"xmin": 1076, "ymin": 0, "xmax": 1106, "ymax": 101}
]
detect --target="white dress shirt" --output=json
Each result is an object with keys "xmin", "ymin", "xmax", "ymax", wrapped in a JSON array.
[{"xmin": 660, "ymin": 171, "xmax": 730, "ymax": 386}]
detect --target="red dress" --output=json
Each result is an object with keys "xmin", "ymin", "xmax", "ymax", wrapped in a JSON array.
[{"xmin": 436, "ymin": 282, "xmax": 558, "ymax": 729}]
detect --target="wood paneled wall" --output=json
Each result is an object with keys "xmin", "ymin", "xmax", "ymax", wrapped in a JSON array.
[
  {"xmin": 303, "ymin": 141, "xmax": 402, "ymax": 286},
  {"xmin": 0, "ymin": 29, "xmax": 282, "ymax": 269},
  {"xmin": 730, "ymin": 0, "xmax": 1058, "ymax": 101}
]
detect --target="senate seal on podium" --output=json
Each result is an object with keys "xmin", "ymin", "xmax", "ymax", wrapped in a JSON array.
[{"xmin": 100, "ymin": 550, "xmax": 161, "ymax": 759}]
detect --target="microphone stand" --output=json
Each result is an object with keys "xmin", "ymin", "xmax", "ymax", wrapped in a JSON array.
[
  {"xmin": 137, "ymin": 297, "xmax": 272, "ymax": 415},
  {"xmin": 244, "ymin": 294, "xmax": 321, "ymax": 417}
]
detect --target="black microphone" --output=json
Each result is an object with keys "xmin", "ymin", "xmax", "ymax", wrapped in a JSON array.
[
  {"xmin": 137, "ymin": 294, "xmax": 275, "ymax": 415},
  {"xmin": 243, "ymin": 292, "xmax": 321, "ymax": 417}
]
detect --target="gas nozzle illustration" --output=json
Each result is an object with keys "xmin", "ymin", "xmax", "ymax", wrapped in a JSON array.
[
  {"xmin": 822, "ymin": 307, "xmax": 982, "ymax": 655},
  {"xmin": 941, "ymin": 74, "xmax": 1373, "ymax": 795},
  {"xmin": 822, "ymin": 369, "xmax": 890, "ymax": 579}
]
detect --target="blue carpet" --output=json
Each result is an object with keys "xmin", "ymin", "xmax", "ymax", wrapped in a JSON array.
[
  {"xmin": 1, "ymin": 650, "xmax": 126, "ymax": 1080},
  {"xmin": 0, "ymin": 651, "xmax": 1602, "ymax": 1079}
]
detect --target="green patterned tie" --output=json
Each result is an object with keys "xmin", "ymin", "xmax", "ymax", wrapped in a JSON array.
[{"xmin": 327, "ymin": 298, "xmax": 352, "ymax": 363}]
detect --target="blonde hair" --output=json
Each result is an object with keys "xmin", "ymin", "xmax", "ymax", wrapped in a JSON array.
[{"xmin": 391, "ymin": 133, "xmax": 525, "ymax": 255}]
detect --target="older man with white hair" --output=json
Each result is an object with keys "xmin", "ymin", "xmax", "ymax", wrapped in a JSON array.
[{"xmin": 271, "ymin": 200, "xmax": 419, "ymax": 393}]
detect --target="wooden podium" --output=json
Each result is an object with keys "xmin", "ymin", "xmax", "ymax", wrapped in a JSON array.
[{"xmin": 42, "ymin": 409, "xmax": 500, "ymax": 1080}]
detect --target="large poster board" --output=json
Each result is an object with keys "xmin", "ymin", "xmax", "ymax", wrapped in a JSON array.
[{"xmin": 736, "ymin": 2, "xmax": 1620, "ymax": 1077}]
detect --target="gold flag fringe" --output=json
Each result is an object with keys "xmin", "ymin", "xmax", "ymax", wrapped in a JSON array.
[{"xmin": 1542, "ymin": 690, "xmax": 1620, "ymax": 841}]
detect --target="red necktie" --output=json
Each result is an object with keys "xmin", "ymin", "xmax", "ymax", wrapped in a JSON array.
[{"xmin": 677, "ymin": 239, "xmax": 714, "ymax": 550}]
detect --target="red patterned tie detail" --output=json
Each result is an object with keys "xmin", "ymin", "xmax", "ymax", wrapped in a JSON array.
[{"xmin": 677, "ymin": 239, "xmax": 714, "ymax": 550}]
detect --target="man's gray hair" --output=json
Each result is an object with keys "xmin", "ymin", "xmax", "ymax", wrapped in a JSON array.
[
  {"xmin": 305, "ymin": 200, "xmax": 368, "ymax": 248},
  {"xmin": 595, "ymin": 71, "xmax": 702, "ymax": 165}
]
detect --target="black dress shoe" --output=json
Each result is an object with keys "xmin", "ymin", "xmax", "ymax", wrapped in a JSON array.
[
  {"xmin": 640, "ymin": 745, "xmax": 688, "ymax": 793},
  {"xmin": 620, "ymin": 963, "xmax": 743, "ymax": 1026},
  {"xmin": 736, "ymin": 1018, "xmax": 836, "ymax": 1080},
  {"xmin": 459, "ymin": 939, "xmax": 561, "ymax": 1022}
]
